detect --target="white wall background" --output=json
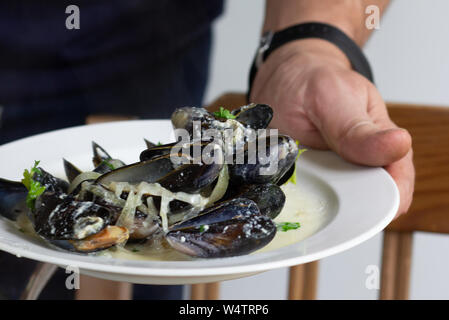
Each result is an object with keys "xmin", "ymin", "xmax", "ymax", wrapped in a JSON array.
[{"xmin": 200, "ymin": 0, "xmax": 449, "ymax": 300}]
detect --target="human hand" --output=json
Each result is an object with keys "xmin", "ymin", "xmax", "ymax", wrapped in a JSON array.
[{"xmin": 250, "ymin": 39, "xmax": 414, "ymax": 216}]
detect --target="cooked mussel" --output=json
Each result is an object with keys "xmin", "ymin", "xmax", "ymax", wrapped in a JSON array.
[
  {"xmin": 63, "ymin": 159, "xmax": 83, "ymax": 184},
  {"xmin": 231, "ymin": 183, "xmax": 285, "ymax": 219},
  {"xmin": 92, "ymin": 141, "xmax": 126, "ymax": 174},
  {"xmin": 50, "ymin": 226, "xmax": 129, "ymax": 253},
  {"xmin": 229, "ymin": 134, "xmax": 298, "ymax": 185},
  {"xmin": 33, "ymin": 192, "xmax": 115, "ymax": 240},
  {"xmin": 166, "ymin": 198, "xmax": 276, "ymax": 258},
  {"xmin": 231, "ymin": 103, "xmax": 273, "ymax": 129},
  {"xmin": 0, "ymin": 178, "xmax": 28, "ymax": 221}
]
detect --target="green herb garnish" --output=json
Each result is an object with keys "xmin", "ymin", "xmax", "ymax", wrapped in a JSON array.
[
  {"xmin": 285, "ymin": 141, "xmax": 307, "ymax": 185},
  {"xmin": 199, "ymin": 225, "xmax": 208, "ymax": 232},
  {"xmin": 276, "ymin": 222, "xmax": 301, "ymax": 232},
  {"xmin": 157, "ymin": 141, "xmax": 163, "ymax": 146},
  {"xmin": 131, "ymin": 248, "xmax": 140, "ymax": 253},
  {"xmin": 213, "ymin": 107, "xmax": 236, "ymax": 120},
  {"xmin": 21, "ymin": 161, "xmax": 46, "ymax": 210},
  {"xmin": 101, "ymin": 160, "xmax": 115, "ymax": 170}
]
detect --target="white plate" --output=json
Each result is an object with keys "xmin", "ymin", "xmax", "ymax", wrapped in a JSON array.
[{"xmin": 0, "ymin": 120, "xmax": 399, "ymax": 284}]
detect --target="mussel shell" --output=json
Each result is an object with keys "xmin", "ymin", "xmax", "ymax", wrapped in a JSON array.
[
  {"xmin": 234, "ymin": 184, "xmax": 285, "ymax": 219},
  {"xmin": 171, "ymin": 107, "xmax": 215, "ymax": 135},
  {"xmin": 92, "ymin": 141, "xmax": 112, "ymax": 167},
  {"xmin": 100, "ymin": 146, "xmax": 223, "ymax": 194},
  {"xmin": 231, "ymin": 103, "xmax": 273, "ymax": 129},
  {"xmin": 33, "ymin": 192, "xmax": 114, "ymax": 240},
  {"xmin": 34, "ymin": 168, "xmax": 69, "ymax": 194},
  {"xmin": 139, "ymin": 142, "xmax": 176, "ymax": 161},
  {"xmin": 229, "ymin": 134, "xmax": 298, "ymax": 185},
  {"xmin": 63, "ymin": 159, "xmax": 83, "ymax": 184},
  {"xmin": 0, "ymin": 178, "xmax": 28, "ymax": 221},
  {"xmin": 92, "ymin": 142, "xmax": 126, "ymax": 174},
  {"xmin": 97, "ymin": 155, "xmax": 174, "ymax": 186},
  {"xmin": 166, "ymin": 198, "xmax": 276, "ymax": 258},
  {"xmin": 50, "ymin": 226, "xmax": 129, "ymax": 253}
]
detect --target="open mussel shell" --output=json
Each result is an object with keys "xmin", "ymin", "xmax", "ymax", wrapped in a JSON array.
[
  {"xmin": 231, "ymin": 103, "xmax": 273, "ymax": 129},
  {"xmin": 0, "ymin": 178, "xmax": 28, "ymax": 221},
  {"xmin": 166, "ymin": 198, "xmax": 276, "ymax": 258},
  {"xmin": 33, "ymin": 192, "xmax": 114, "ymax": 240},
  {"xmin": 63, "ymin": 159, "xmax": 83, "ymax": 184},
  {"xmin": 139, "ymin": 142, "xmax": 176, "ymax": 162},
  {"xmin": 34, "ymin": 168, "xmax": 69, "ymax": 194},
  {"xmin": 233, "ymin": 184, "xmax": 285, "ymax": 219},
  {"xmin": 50, "ymin": 226, "xmax": 129, "ymax": 253},
  {"xmin": 92, "ymin": 141, "xmax": 126, "ymax": 174},
  {"xmin": 171, "ymin": 107, "xmax": 215, "ymax": 135},
  {"xmin": 229, "ymin": 134, "xmax": 298, "ymax": 185},
  {"xmin": 101, "ymin": 142, "xmax": 224, "ymax": 194}
]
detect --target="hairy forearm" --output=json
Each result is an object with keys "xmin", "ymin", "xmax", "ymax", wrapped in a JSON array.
[{"xmin": 263, "ymin": 0, "xmax": 390, "ymax": 46}]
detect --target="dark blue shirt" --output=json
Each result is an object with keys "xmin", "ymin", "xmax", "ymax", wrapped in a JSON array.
[{"xmin": 0, "ymin": 0, "xmax": 223, "ymax": 102}]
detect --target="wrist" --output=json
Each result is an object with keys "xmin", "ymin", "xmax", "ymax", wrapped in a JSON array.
[{"xmin": 263, "ymin": 39, "xmax": 352, "ymax": 71}]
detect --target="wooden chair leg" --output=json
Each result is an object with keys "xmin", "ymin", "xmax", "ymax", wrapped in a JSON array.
[
  {"xmin": 380, "ymin": 230, "xmax": 399, "ymax": 299},
  {"xmin": 303, "ymin": 261, "xmax": 319, "ymax": 299},
  {"xmin": 288, "ymin": 261, "xmax": 319, "ymax": 300},
  {"xmin": 396, "ymin": 232, "xmax": 413, "ymax": 300},
  {"xmin": 205, "ymin": 282, "xmax": 220, "ymax": 300},
  {"xmin": 75, "ymin": 275, "xmax": 132, "ymax": 300},
  {"xmin": 380, "ymin": 230, "xmax": 413, "ymax": 300},
  {"xmin": 288, "ymin": 265, "xmax": 306, "ymax": 299},
  {"xmin": 190, "ymin": 284, "xmax": 207, "ymax": 300}
]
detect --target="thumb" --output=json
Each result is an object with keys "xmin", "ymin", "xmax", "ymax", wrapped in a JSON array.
[
  {"xmin": 307, "ymin": 77, "xmax": 411, "ymax": 166},
  {"xmin": 336, "ymin": 120, "xmax": 411, "ymax": 166}
]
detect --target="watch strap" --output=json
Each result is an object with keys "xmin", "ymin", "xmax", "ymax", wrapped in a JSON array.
[{"xmin": 248, "ymin": 22, "xmax": 374, "ymax": 101}]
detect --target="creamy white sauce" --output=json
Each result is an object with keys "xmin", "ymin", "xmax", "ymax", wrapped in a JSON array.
[
  {"xmin": 15, "ymin": 174, "xmax": 330, "ymax": 262},
  {"xmin": 102, "ymin": 182, "xmax": 329, "ymax": 261}
]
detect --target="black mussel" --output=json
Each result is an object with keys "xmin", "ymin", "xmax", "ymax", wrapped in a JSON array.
[
  {"xmin": 100, "ymin": 143, "xmax": 224, "ymax": 194},
  {"xmin": 97, "ymin": 154, "xmax": 175, "ymax": 186},
  {"xmin": 171, "ymin": 107, "xmax": 215, "ymax": 136},
  {"xmin": 0, "ymin": 178, "xmax": 28, "ymax": 221},
  {"xmin": 231, "ymin": 103, "xmax": 273, "ymax": 129},
  {"xmin": 63, "ymin": 159, "xmax": 83, "ymax": 184},
  {"xmin": 33, "ymin": 192, "xmax": 114, "ymax": 240},
  {"xmin": 234, "ymin": 184, "xmax": 285, "ymax": 219},
  {"xmin": 50, "ymin": 226, "xmax": 129, "ymax": 253},
  {"xmin": 229, "ymin": 134, "xmax": 298, "ymax": 185},
  {"xmin": 144, "ymin": 139, "xmax": 157, "ymax": 149},
  {"xmin": 34, "ymin": 168, "xmax": 69, "ymax": 194},
  {"xmin": 92, "ymin": 142, "xmax": 126, "ymax": 174},
  {"xmin": 275, "ymin": 162, "xmax": 295, "ymax": 186},
  {"xmin": 166, "ymin": 198, "xmax": 276, "ymax": 258},
  {"xmin": 139, "ymin": 142, "xmax": 176, "ymax": 161}
]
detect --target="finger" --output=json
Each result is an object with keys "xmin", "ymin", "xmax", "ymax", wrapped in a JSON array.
[
  {"xmin": 305, "ymin": 72, "xmax": 412, "ymax": 166},
  {"xmin": 385, "ymin": 149, "xmax": 415, "ymax": 217}
]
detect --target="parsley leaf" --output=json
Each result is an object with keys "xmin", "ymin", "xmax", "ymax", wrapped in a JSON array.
[
  {"xmin": 101, "ymin": 160, "xmax": 115, "ymax": 170},
  {"xmin": 285, "ymin": 141, "xmax": 307, "ymax": 185},
  {"xmin": 213, "ymin": 107, "xmax": 236, "ymax": 120},
  {"xmin": 21, "ymin": 161, "xmax": 46, "ymax": 210},
  {"xmin": 276, "ymin": 222, "xmax": 300, "ymax": 232}
]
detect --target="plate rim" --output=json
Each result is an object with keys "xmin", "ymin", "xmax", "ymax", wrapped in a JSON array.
[{"xmin": 0, "ymin": 120, "xmax": 399, "ymax": 278}]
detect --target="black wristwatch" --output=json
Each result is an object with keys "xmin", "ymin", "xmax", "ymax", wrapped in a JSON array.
[{"xmin": 248, "ymin": 22, "xmax": 374, "ymax": 101}]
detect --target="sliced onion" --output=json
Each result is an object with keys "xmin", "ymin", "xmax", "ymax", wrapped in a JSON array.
[
  {"xmin": 68, "ymin": 171, "xmax": 101, "ymax": 194},
  {"xmin": 206, "ymin": 164, "xmax": 229, "ymax": 206}
]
